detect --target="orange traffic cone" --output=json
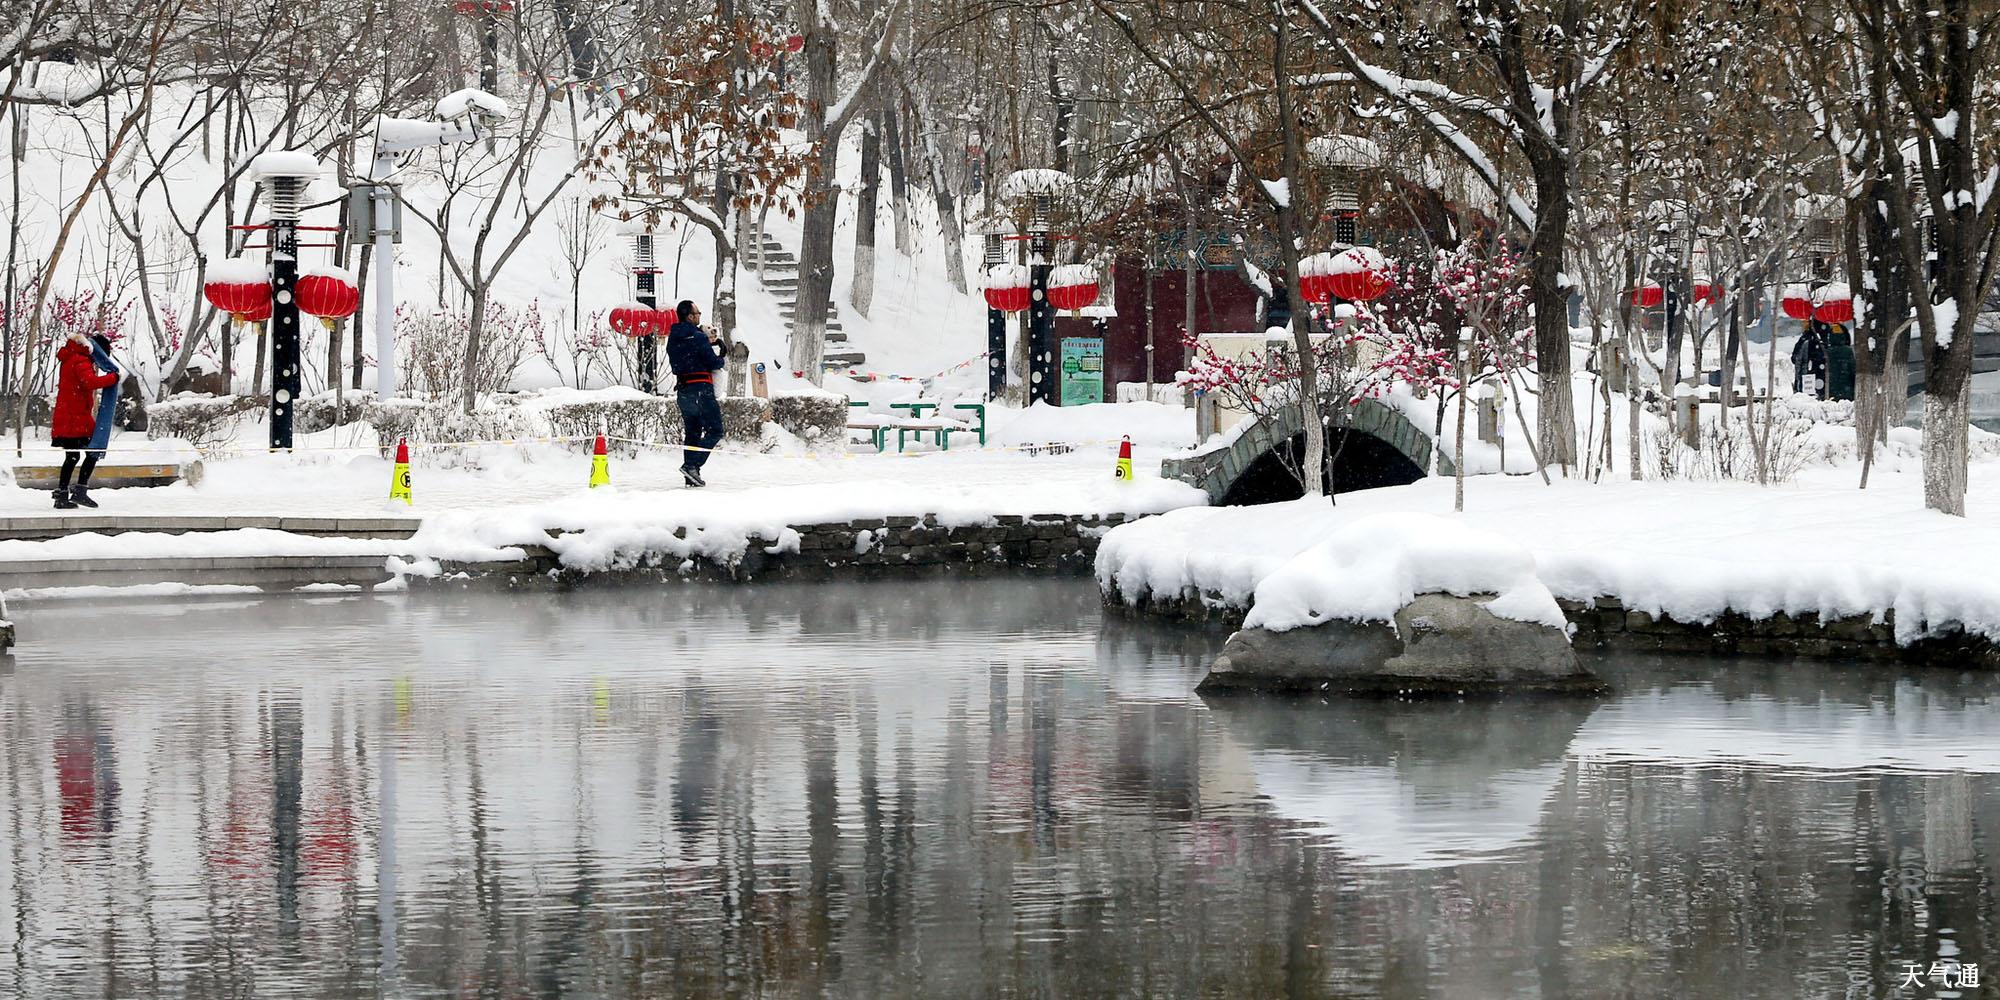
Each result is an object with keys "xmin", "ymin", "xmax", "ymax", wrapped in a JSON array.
[
  {"xmin": 589, "ymin": 434, "xmax": 610, "ymax": 488},
  {"xmin": 389, "ymin": 438, "xmax": 412, "ymax": 504},
  {"xmin": 1114, "ymin": 435, "xmax": 1133, "ymax": 481}
]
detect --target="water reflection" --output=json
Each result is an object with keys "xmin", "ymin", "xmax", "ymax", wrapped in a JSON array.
[{"xmin": 0, "ymin": 583, "xmax": 1995, "ymax": 998}]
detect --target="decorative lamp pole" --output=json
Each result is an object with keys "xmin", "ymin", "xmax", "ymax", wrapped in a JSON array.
[
  {"xmin": 999, "ymin": 169, "xmax": 1072, "ymax": 406},
  {"xmin": 983, "ymin": 226, "xmax": 1009, "ymax": 400},
  {"xmin": 628, "ymin": 223, "xmax": 661, "ymax": 393},
  {"xmin": 249, "ymin": 152, "xmax": 322, "ymax": 450}
]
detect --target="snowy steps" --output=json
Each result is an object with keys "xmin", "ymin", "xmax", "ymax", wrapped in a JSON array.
[
  {"xmin": 0, "ymin": 516, "xmax": 419, "ymax": 595},
  {"xmin": 0, "ymin": 515, "xmax": 420, "ymax": 542},
  {"xmin": 751, "ymin": 234, "xmax": 864, "ymax": 372},
  {"xmin": 0, "ymin": 554, "xmax": 396, "ymax": 594}
]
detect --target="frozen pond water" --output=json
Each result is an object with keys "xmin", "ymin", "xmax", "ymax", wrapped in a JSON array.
[{"xmin": 2, "ymin": 580, "xmax": 1997, "ymax": 998}]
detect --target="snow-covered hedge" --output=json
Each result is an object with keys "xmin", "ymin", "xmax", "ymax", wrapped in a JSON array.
[
  {"xmin": 294, "ymin": 390, "xmax": 373, "ymax": 435},
  {"xmin": 538, "ymin": 394, "xmax": 770, "ymax": 455},
  {"xmin": 146, "ymin": 394, "xmax": 263, "ymax": 449},
  {"xmin": 769, "ymin": 390, "xmax": 847, "ymax": 445},
  {"xmin": 362, "ymin": 388, "xmax": 777, "ymax": 462}
]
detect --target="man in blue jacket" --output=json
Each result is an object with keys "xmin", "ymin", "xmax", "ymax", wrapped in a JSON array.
[{"xmin": 666, "ymin": 300, "xmax": 727, "ymax": 487}]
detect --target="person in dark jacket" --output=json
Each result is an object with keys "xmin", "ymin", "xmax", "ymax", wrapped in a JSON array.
[
  {"xmin": 666, "ymin": 300, "xmax": 726, "ymax": 487},
  {"xmin": 50, "ymin": 331, "xmax": 120, "ymax": 509}
]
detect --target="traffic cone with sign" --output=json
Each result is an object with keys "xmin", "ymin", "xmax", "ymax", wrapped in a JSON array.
[
  {"xmin": 389, "ymin": 438, "xmax": 412, "ymax": 504},
  {"xmin": 589, "ymin": 434, "xmax": 610, "ymax": 488},
  {"xmin": 1114, "ymin": 435, "xmax": 1133, "ymax": 481}
]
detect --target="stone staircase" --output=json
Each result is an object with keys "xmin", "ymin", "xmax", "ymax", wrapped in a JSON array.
[{"xmin": 750, "ymin": 234, "xmax": 867, "ymax": 372}]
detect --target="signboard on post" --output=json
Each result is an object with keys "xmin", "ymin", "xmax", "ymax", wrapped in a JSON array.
[{"xmin": 1060, "ymin": 337, "xmax": 1104, "ymax": 406}]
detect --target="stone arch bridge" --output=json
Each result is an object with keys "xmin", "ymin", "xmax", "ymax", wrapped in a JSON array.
[{"xmin": 1162, "ymin": 398, "xmax": 1454, "ymax": 505}]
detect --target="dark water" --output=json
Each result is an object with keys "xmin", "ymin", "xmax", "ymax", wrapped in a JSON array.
[{"xmin": 2, "ymin": 581, "xmax": 1997, "ymax": 999}]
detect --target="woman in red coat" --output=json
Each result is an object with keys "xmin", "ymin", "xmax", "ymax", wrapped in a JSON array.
[{"xmin": 50, "ymin": 331, "xmax": 119, "ymax": 509}]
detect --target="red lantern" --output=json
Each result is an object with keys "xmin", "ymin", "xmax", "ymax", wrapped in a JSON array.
[
  {"xmin": 203, "ymin": 258, "xmax": 270, "ymax": 322},
  {"xmin": 237, "ymin": 295, "xmax": 272, "ymax": 324},
  {"xmin": 1630, "ymin": 282, "xmax": 1664, "ymax": 309},
  {"xmin": 982, "ymin": 264, "xmax": 1032, "ymax": 313},
  {"xmin": 1811, "ymin": 283, "xmax": 1854, "ymax": 324},
  {"xmin": 1326, "ymin": 247, "xmax": 1389, "ymax": 302},
  {"xmin": 608, "ymin": 303, "xmax": 666, "ymax": 336},
  {"xmin": 784, "ymin": 33, "xmax": 804, "ymax": 52},
  {"xmin": 1047, "ymin": 264, "xmax": 1100, "ymax": 312},
  {"xmin": 1692, "ymin": 280, "xmax": 1721, "ymax": 306},
  {"xmin": 1780, "ymin": 285, "xmax": 1813, "ymax": 321},
  {"xmin": 1296, "ymin": 252, "xmax": 1336, "ymax": 304},
  {"xmin": 296, "ymin": 268, "xmax": 360, "ymax": 326}
]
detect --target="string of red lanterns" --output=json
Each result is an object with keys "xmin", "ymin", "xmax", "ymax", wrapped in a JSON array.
[{"xmin": 608, "ymin": 303, "xmax": 672, "ymax": 336}]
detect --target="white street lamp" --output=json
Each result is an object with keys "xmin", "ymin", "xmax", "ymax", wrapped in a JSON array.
[{"xmin": 359, "ymin": 89, "xmax": 509, "ymax": 399}]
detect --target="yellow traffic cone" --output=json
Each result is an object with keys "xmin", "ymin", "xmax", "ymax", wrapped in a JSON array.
[
  {"xmin": 389, "ymin": 438, "xmax": 412, "ymax": 504},
  {"xmin": 589, "ymin": 434, "xmax": 610, "ymax": 488},
  {"xmin": 1114, "ymin": 435, "xmax": 1133, "ymax": 481}
]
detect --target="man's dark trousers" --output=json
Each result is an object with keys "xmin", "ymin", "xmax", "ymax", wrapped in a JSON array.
[{"xmin": 677, "ymin": 383, "xmax": 723, "ymax": 471}]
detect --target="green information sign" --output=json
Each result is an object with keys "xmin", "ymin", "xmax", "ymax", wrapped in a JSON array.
[{"xmin": 1060, "ymin": 337, "xmax": 1105, "ymax": 406}]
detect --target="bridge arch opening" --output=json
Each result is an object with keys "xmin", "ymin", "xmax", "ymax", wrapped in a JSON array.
[{"xmin": 1218, "ymin": 429, "xmax": 1427, "ymax": 505}]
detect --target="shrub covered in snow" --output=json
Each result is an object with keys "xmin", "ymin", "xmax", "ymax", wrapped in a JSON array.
[
  {"xmin": 769, "ymin": 390, "xmax": 848, "ymax": 445},
  {"xmin": 293, "ymin": 389, "xmax": 373, "ymax": 435},
  {"xmin": 145, "ymin": 394, "xmax": 263, "ymax": 450},
  {"xmin": 396, "ymin": 304, "xmax": 533, "ymax": 400}
]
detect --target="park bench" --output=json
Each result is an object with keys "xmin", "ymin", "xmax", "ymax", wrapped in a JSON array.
[
  {"xmin": 845, "ymin": 400, "xmax": 988, "ymax": 452},
  {"xmin": 11, "ymin": 460, "xmax": 198, "ymax": 490}
]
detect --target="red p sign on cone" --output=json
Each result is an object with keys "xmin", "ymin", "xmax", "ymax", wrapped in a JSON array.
[{"xmin": 1114, "ymin": 435, "xmax": 1133, "ymax": 481}]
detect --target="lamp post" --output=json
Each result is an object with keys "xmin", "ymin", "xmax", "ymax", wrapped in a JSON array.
[
  {"xmin": 982, "ymin": 227, "xmax": 1008, "ymax": 400},
  {"xmin": 628, "ymin": 224, "xmax": 660, "ymax": 394},
  {"xmin": 362, "ymin": 92, "xmax": 507, "ymax": 399},
  {"xmin": 249, "ymin": 152, "xmax": 320, "ymax": 450}
]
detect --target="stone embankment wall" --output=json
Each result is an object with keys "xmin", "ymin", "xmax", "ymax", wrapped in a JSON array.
[
  {"xmin": 1102, "ymin": 585, "xmax": 2000, "ymax": 669},
  {"xmin": 425, "ymin": 513, "xmax": 1134, "ymax": 588}
]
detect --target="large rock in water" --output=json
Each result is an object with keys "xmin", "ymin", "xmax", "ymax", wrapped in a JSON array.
[{"xmin": 1197, "ymin": 592, "xmax": 1604, "ymax": 697}]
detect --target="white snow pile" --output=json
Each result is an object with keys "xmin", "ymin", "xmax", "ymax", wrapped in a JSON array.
[
  {"xmin": 1241, "ymin": 512, "xmax": 1566, "ymax": 633},
  {"xmin": 1306, "ymin": 134, "xmax": 1383, "ymax": 169},
  {"xmin": 300, "ymin": 264, "xmax": 357, "ymax": 283},
  {"xmin": 247, "ymin": 150, "xmax": 323, "ymax": 180},
  {"xmin": 1099, "ymin": 472, "xmax": 2000, "ymax": 645},
  {"xmin": 1329, "ymin": 245, "xmax": 1387, "ymax": 274},
  {"xmin": 1048, "ymin": 263, "xmax": 1098, "ymax": 289},
  {"xmin": 997, "ymin": 168, "xmax": 1073, "ymax": 200},
  {"xmin": 205, "ymin": 257, "xmax": 268, "ymax": 284},
  {"xmin": 435, "ymin": 88, "xmax": 510, "ymax": 120},
  {"xmin": 982, "ymin": 263, "xmax": 1030, "ymax": 290}
]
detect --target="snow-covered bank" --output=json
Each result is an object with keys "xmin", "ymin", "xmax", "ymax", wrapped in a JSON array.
[
  {"xmin": 1098, "ymin": 461, "xmax": 2000, "ymax": 644},
  {"xmin": 401, "ymin": 465, "xmax": 1202, "ymax": 573}
]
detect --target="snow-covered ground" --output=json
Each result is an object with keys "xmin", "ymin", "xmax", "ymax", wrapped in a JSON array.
[
  {"xmin": 0, "ymin": 401, "xmax": 1204, "ymax": 591},
  {"xmin": 0, "ymin": 400, "xmax": 1194, "ymax": 519},
  {"xmin": 1099, "ymin": 458, "xmax": 2000, "ymax": 644}
]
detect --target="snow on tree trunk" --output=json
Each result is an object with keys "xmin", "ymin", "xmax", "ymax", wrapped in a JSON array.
[
  {"xmin": 787, "ymin": 10, "xmax": 840, "ymax": 384},
  {"xmin": 1528, "ymin": 166, "xmax": 1578, "ymax": 470},
  {"xmin": 460, "ymin": 289, "xmax": 487, "ymax": 413},
  {"xmin": 851, "ymin": 116, "xmax": 879, "ymax": 318},
  {"xmin": 1923, "ymin": 381, "xmax": 1970, "ymax": 515},
  {"xmin": 919, "ymin": 122, "xmax": 966, "ymax": 293},
  {"xmin": 881, "ymin": 106, "xmax": 912, "ymax": 257},
  {"xmin": 790, "ymin": 159, "xmax": 837, "ymax": 382}
]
